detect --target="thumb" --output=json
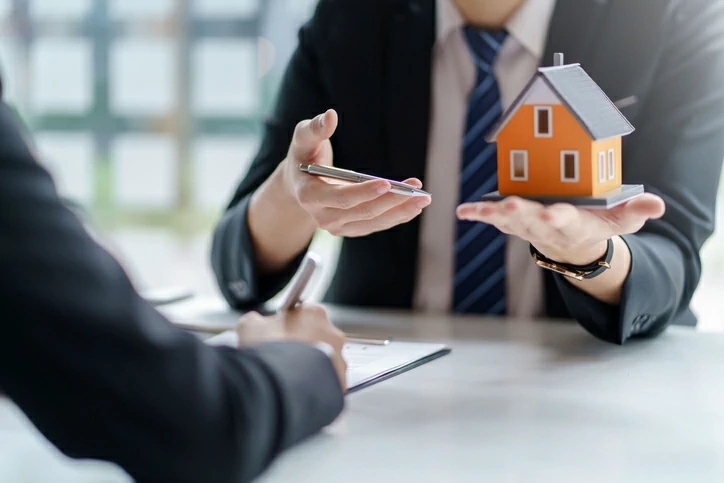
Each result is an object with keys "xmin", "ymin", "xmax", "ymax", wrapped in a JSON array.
[
  {"xmin": 292, "ymin": 109, "xmax": 338, "ymax": 158},
  {"xmin": 237, "ymin": 311, "xmax": 264, "ymax": 325},
  {"xmin": 626, "ymin": 193, "xmax": 666, "ymax": 220}
]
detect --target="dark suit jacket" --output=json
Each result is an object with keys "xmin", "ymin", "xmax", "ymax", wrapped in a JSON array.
[
  {"xmin": 0, "ymin": 90, "xmax": 344, "ymax": 480},
  {"xmin": 212, "ymin": 0, "xmax": 724, "ymax": 345}
]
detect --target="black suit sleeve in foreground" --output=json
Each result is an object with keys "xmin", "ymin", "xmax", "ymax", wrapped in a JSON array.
[
  {"xmin": 211, "ymin": 3, "xmax": 331, "ymax": 310},
  {"xmin": 0, "ymin": 102, "xmax": 344, "ymax": 482},
  {"xmin": 554, "ymin": 1, "xmax": 724, "ymax": 344}
]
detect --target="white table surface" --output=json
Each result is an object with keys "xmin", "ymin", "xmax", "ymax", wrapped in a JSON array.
[{"xmin": 2, "ymin": 298, "xmax": 724, "ymax": 483}]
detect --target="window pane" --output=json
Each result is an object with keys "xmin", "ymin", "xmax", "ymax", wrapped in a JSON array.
[
  {"xmin": 537, "ymin": 108, "xmax": 549, "ymax": 134},
  {"xmin": 110, "ymin": 0, "xmax": 174, "ymax": 20},
  {"xmin": 193, "ymin": 136, "xmax": 260, "ymax": 208},
  {"xmin": 512, "ymin": 152, "xmax": 526, "ymax": 179},
  {"xmin": 35, "ymin": 133, "xmax": 95, "ymax": 205},
  {"xmin": 0, "ymin": 38, "xmax": 19, "ymax": 104},
  {"xmin": 31, "ymin": 38, "xmax": 93, "ymax": 113},
  {"xmin": 30, "ymin": 0, "xmax": 91, "ymax": 21},
  {"xmin": 112, "ymin": 135, "xmax": 177, "ymax": 208},
  {"xmin": 514, "ymin": 159, "xmax": 524, "ymax": 178},
  {"xmin": 194, "ymin": 0, "xmax": 260, "ymax": 19},
  {"xmin": 599, "ymin": 153, "xmax": 606, "ymax": 182},
  {"xmin": 564, "ymin": 154, "xmax": 576, "ymax": 179},
  {"xmin": 608, "ymin": 151, "xmax": 615, "ymax": 179},
  {"xmin": 110, "ymin": 39, "xmax": 176, "ymax": 115},
  {"xmin": 192, "ymin": 39, "xmax": 259, "ymax": 116}
]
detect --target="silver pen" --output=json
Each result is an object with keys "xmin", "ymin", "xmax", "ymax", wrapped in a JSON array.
[
  {"xmin": 277, "ymin": 255, "xmax": 391, "ymax": 345},
  {"xmin": 345, "ymin": 336, "xmax": 390, "ymax": 346},
  {"xmin": 277, "ymin": 252, "xmax": 322, "ymax": 312},
  {"xmin": 300, "ymin": 164, "xmax": 431, "ymax": 198}
]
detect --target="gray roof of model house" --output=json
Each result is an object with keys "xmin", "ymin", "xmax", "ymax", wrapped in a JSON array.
[{"xmin": 485, "ymin": 63, "xmax": 635, "ymax": 142}]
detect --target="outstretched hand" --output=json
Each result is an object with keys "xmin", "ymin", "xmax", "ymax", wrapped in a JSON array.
[
  {"xmin": 456, "ymin": 194, "xmax": 666, "ymax": 265},
  {"xmin": 281, "ymin": 109, "xmax": 431, "ymax": 237}
]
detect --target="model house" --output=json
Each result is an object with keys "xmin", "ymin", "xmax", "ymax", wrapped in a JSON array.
[{"xmin": 485, "ymin": 54, "xmax": 635, "ymax": 198}]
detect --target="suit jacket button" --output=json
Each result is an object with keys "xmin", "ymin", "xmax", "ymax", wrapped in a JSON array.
[{"xmin": 230, "ymin": 280, "xmax": 249, "ymax": 299}]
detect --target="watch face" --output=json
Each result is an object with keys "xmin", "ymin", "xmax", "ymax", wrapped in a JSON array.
[{"xmin": 534, "ymin": 257, "xmax": 585, "ymax": 281}]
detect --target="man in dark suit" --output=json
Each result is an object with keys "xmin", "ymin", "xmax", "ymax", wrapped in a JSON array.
[
  {"xmin": 0, "ymin": 83, "xmax": 346, "ymax": 481},
  {"xmin": 211, "ymin": 0, "xmax": 724, "ymax": 345}
]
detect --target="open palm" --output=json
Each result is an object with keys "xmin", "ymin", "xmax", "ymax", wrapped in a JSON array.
[{"xmin": 457, "ymin": 194, "xmax": 666, "ymax": 264}]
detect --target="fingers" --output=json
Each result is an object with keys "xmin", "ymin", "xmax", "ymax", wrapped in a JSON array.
[
  {"xmin": 297, "ymin": 174, "xmax": 391, "ymax": 210},
  {"xmin": 498, "ymin": 197, "xmax": 548, "ymax": 240},
  {"xmin": 291, "ymin": 109, "xmax": 339, "ymax": 158},
  {"xmin": 288, "ymin": 304, "xmax": 347, "ymax": 388},
  {"xmin": 624, "ymin": 193, "xmax": 666, "ymax": 220},
  {"xmin": 455, "ymin": 193, "xmax": 667, "ymax": 266},
  {"xmin": 601, "ymin": 193, "xmax": 666, "ymax": 233},
  {"xmin": 288, "ymin": 303, "xmax": 329, "ymax": 324},
  {"xmin": 235, "ymin": 311, "xmax": 284, "ymax": 347},
  {"xmin": 337, "ymin": 197, "xmax": 428, "ymax": 237},
  {"xmin": 401, "ymin": 178, "xmax": 423, "ymax": 189},
  {"xmin": 336, "ymin": 189, "xmax": 429, "ymax": 223},
  {"xmin": 458, "ymin": 197, "xmax": 547, "ymax": 239},
  {"xmin": 457, "ymin": 201, "xmax": 515, "ymax": 234},
  {"xmin": 505, "ymin": 199, "xmax": 595, "ymax": 245},
  {"xmin": 296, "ymin": 172, "xmax": 431, "ymax": 236},
  {"xmin": 457, "ymin": 197, "xmax": 586, "ymax": 245},
  {"xmin": 237, "ymin": 311, "xmax": 264, "ymax": 325},
  {"xmin": 457, "ymin": 201, "xmax": 494, "ymax": 220}
]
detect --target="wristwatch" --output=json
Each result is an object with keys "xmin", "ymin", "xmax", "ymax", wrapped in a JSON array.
[{"xmin": 529, "ymin": 239, "xmax": 614, "ymax": 281}]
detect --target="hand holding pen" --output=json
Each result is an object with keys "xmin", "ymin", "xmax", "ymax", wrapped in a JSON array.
[
  {"xmin": 235, "ymin": 253, "xmax": 348, "ymax": 389},
  {"xmin": 273, "ymin": 253, "xmax": 389, "ymax": 346},
  {"xmin": 278, "ymin": 109, "xmax": 432, "ymax": 239}
]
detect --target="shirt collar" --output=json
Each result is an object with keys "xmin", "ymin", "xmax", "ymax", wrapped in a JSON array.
[
  {"xmin": 436, "ymin": 0, "xmax": 557, "ymax": 60},
  {"xmin": 436, "ymin": 0, "xmax": 465, "ymax": 43}
]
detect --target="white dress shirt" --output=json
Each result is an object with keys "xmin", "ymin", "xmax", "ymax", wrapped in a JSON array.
[{"xmin": 413, "ymin": 0, "xmax": 557, "ymax": 317}]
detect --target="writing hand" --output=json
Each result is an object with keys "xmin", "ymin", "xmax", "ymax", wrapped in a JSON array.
[{"xmin": 236, "ymin": 304, "xmax": 347, "ymax": 390}]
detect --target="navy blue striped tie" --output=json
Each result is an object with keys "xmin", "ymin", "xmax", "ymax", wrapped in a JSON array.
[{"xmin": 453, "ymin": 27, "xmax": 508, "ymax": 315}]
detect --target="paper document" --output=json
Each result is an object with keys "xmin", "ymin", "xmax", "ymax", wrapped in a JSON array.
[
  {"xmin": 205, "ymin": 331, "xmax": 450, "ymax": 392},
  {"xmin": 342, "ymin": 340, "xmax": 450, "ymax": 391}
]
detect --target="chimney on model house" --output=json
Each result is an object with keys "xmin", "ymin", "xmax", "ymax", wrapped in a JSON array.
[{"xmin": 553, "ymin": 53, "xmax": 565, "ymax": 66}]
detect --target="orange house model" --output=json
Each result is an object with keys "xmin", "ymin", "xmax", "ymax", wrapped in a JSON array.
[{"xmin": 484, "ymin": 53, "xmax": 643, "ymax": 207}]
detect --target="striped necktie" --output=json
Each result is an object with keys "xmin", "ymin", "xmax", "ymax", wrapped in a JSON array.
[{"xmin": 453, "ymin": 27, "xmax": 508, "ymax": 315}]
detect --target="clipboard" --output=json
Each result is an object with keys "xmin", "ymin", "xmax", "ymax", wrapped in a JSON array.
[
  {"xmin": 205, "ymin": 330, "xmax": 451, "ymax": 393},
  {"xmin": 343, "ymin": 340, "xmax": 451, "ymax": 394}
]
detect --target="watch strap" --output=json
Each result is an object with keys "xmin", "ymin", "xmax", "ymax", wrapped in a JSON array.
[{"xmin": 529, "ymin": 239, "xmax": 614, "ymax": 280}]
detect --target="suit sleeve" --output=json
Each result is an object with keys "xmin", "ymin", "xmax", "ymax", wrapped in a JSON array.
[
  {"xmin": 555, "ymin": 1, "xmax": 724, "ymax": 344},
  {"xmin": 0, "ymin": 104, "xmax": 344, "ymax": 483},
  {"xmin": 211, "ymin": 2, "xmax": 333, "ymax": 310}
]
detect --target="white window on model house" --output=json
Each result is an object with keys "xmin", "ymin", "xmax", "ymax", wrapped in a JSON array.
[
  {"xmin": 608, "ymin": 149, "xmax": 615, "ymax": 180},
  {"xmin": 598, "ymin": 152, "xmax": 606, "ymax": 183},
  {"xmin": 534, "ymin": 106, "xmax": 553, "ymax": 138},
  {"xmin": 510, "ymin": 150, "xmax": 528, "ymax": 181},
  {"xmin": 560, "ymin": 150, "xmax": 579, "ymax": 182}
]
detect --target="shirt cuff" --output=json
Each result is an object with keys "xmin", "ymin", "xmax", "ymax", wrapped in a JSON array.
[{"xmin": 311, "ymin": 341, "xmax": 335, "ymax": 358}]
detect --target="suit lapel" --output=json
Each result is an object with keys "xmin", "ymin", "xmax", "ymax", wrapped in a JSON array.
[
  {"xmin": 382, "ymin": 0, "xmax": 436, "ymax": 183},
  {"xmin": 542, "ymin": 0, "xmax": 610, "ymax": 68}
]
